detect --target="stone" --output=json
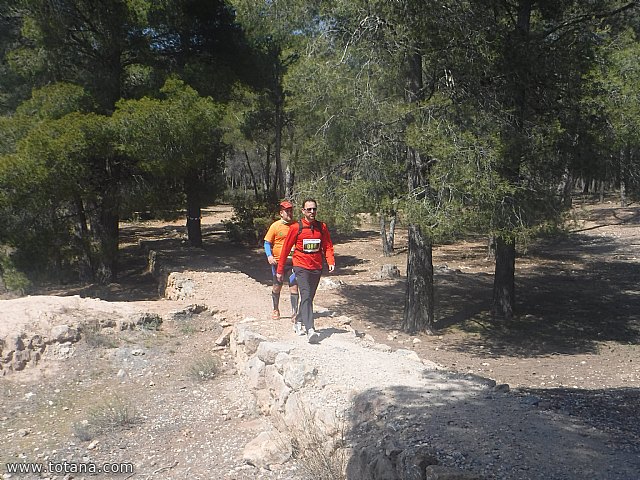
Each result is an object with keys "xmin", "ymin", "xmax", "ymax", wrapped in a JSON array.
[
  {"xmin": 245, "ymin": 356, "xmax": 266, "ymax": 389},
  {"xmin": 264, "ymin": 365, "xmax": 291, "ymax": 411},
  {"xmin": 396, "ymin": 445, "xmax": 439, "ymax": 479},
  {"xmin": 256, "ymin": 342, "xmax": 291, "ymax": 365},
  {"xmin": 313, "ymin": 407, "xmax": 341, "ymax": 438},
  {"xmin": 346, "ymin": 445, "xmax": 396, "ymax": 480},
  {"xmin": 283, "ymin": 391, "xmax": 303, "ymax": 428},
  {"xmin": 243, "ymin": 431, "xmax": 291, "ymax": 469},
  {"xmin": 394, "ymin": 349, "xmax": 421, "ymax": 362},
  {"xmin": 318, "ymin": 277, "xmax": 344, "ymax": 290},
  {"xmin": 50, "ymin": 324, "xmax": 80, "ymax": 343},
  {"xmin": 4, "ymin": 333, "xmax": 25, "ymax": 353},
  {"xmin": 278, "ymin": 355, "xmax": 317, "ymax": 391},
  {"xmin": 12, "ymin": 349, "xmax": 31, "ymax": 371},
  {"xmin": 375, "ymin": 264, "xmax": 401, "ymax": 280},
  {"xmin": 125, "ymin": 312, "xmax": 162, "ymax": 330},
  {"xmin": 369, "ymin": 343, "xmax": 393, "ymax": 353},
  {"xmin": 164, "ymin": 273, "xmax": 196, "ymax": 300},
  {"xmin": 170, "ymin": 304, "xmax": 209, "ymax": 321},
  {"xmin": 234, "ymin": 325, "xmax": 268, "ymax": 355},
  {"xmin": 214, "ymin": 327, "xmax": 233, "ymax": 347}
]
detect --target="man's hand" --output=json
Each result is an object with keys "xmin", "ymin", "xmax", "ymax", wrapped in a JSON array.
[
  {"xmin": 328, "ymin": 264, "xmax": 335, "ymax": 273},
  {"xmin": 276, "ymin": 273, "xmax": 283, "ymax": 282},
  {"xmin": 267, "ymin": 255, "xmax": 277, "ymax": 265}
]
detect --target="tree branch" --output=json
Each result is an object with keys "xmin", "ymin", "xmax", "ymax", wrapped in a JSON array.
[{"xmin": 542, "ymin": 1, "xmax": 638, "ymax": 40}]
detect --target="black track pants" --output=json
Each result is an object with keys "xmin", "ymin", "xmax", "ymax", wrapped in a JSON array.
[{"xmin": 293, "ymin": 266, "xmax": 322, "ymax": 331}]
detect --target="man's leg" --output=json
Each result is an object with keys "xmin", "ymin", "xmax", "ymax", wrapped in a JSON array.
[
  {"xmin": 288, "ymin": 269, "xmax": 299, "ymax": 320},
  {"xmin": 294, "ymin": 267, "xmax": 321, "ymax": 331},
  {"xmin": 308, "ymin": 272, "xmax": 322, "ymax": 305},
  {"xmin": 271, "ymin": 265, "xmax": 283, "ymax": 319}
]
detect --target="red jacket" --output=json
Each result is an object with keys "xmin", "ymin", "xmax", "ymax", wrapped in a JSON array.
[{"xmin": 276, "ymin": 219, "xmax": 335, "ymax": 274}]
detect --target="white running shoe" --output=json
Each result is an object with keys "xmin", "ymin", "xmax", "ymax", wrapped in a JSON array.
[
  {"xmin": 307, "ymin": 328, "xmax": 319, "ymax": 344},
  {"xmin": 294, "ymin": 322, "xmax": 305, "ymax": 336}
]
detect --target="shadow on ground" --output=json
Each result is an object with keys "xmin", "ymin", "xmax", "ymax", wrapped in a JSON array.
[
  {"xmin": 343, "ymin": 380, "xmax": 640, "ymax": 479},
  {"xmin": 331, "ymin": 228, "xmax": 640, "ymax": 357}
]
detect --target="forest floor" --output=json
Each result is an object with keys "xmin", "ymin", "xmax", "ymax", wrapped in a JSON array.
[{"xmin": 1, "ymin": 195, "xmax": 639, "ymax": 479}]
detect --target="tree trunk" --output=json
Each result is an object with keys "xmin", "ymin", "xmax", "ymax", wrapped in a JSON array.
[
  {"xmin": 73, "ymin": 194, "xmax": 93, "ymax": 281},
  {"xmin": 492, "ymin": 236, "xmax": 516, "ymax": 320},
  {"xmin": 92, "ymin": 187, "xmax": 120, "ymax": 284},
  {"xmin": 274, "ymin": 86, "xmax": 285, "ymax": 199},
  {"xmin": 558, "ymin": 166, "xmax": 573, "ymax": 209},
  {"xmin": 244, "ymin": 150, "xmax": 259, "ymax": 199},
  {"xmin": 487, "ymin": 235, "xmax": 496, "ymax": 260},
  {"xmin": 620, "ymin": 146, "xmax": 627, "ymax": 208},
  {"xmin": 185, "ymin": 172, "xmax": 203, "ymax": 248},
  {"xmin": 263, "ymin": 143, "xmax": 272, "ymax": 198},
  {"xmin": 491, "ymin": 0, "xmax": 532, "ymax": 320},
  {"xmin": 380, "ymin": 210, "xmax": 397, "ymax": 257},
  {"xmin": 285, "ymin": 164, "xmax": 295, "ymax": 200},
  {"xmin": 401, "ymin": 51, "xmax": 435, "ymax": 335},
  {"xmin": 402, "ymin": 224, "xmax": 435, "ymax": 334}
]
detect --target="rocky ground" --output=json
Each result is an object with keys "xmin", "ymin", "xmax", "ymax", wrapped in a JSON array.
[{"xmin": 1, "ymin": 197, "xmax": 639, "ymax": 479}]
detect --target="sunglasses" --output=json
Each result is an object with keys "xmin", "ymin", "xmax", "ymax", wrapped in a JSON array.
[{"xmin": 304, "ymin": 207, "xmax": 317, "ymax": 212}]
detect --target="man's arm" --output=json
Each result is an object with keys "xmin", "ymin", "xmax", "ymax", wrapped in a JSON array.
[
  {"xmin": 322, "ymin": 224, "xmax": 336, "ymax": 272},
  {"xmin": 264, "ymin": 241, "xmax": 277, "ymax": 265}
]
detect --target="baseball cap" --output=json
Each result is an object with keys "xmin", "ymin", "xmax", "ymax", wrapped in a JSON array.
[{"xmin": 279, "ymin": 200, "xmax": 293, "ymax": 209}]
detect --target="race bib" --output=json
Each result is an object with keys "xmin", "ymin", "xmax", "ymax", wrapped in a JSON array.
[{"xmin": 302, "ymin": 238, "xmax": 321, "ymax": 253}]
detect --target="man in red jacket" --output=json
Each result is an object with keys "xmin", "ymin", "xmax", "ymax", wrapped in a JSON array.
[{"xmin": 276, "ymin": 198, "xmax": 335, "ymax": 343}]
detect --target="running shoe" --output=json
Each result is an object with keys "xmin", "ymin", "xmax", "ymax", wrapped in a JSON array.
[{"xmin": 307, "ymin": 328, "xmax": 320, "ymax": 344}]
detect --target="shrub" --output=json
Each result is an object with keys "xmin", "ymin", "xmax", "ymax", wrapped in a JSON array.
[
  {"xmin": 224, "ymin": 195, "xmax": 274, "ymax": 245},
  {"xmin": 82, "ymin": 322, "xmax": 119, "ymax": 349},
  {"xmin": 87, "ymin": 395, "xmax": 139, "ymax": 432},
  {"xmin": 286, "ymin": 405, "xmax": 348, "ymax": 480},
  {"xmin": 188, "ymin": 354, "xmax": 220, "ymax": 382},
  {"xmin": 0, "ymin": 247, "xmax": 31, "ymax": 294}
]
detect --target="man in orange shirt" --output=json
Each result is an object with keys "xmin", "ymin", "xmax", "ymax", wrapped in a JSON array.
[
  {"xmin": 277, "ymin": 198, "xmax": 335, "ymax": 343},
  {"xmin": 264, "ymin": 200, "xmax": 298, "ymax": 320}
]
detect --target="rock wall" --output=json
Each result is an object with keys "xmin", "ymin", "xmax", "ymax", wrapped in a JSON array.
[
  {"xmin": 230, "ymin": 322, "xmax": 485, "ymax": 480},
  {"xmin": 0, "ymin": 296, "xmax": 162, "ymax": 375}
]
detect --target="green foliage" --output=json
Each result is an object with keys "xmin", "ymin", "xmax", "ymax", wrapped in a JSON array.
[
  {"xmin": 0, "ymin": 0, "xmax": 636, "ymax": 291},
  {"xmin": 284, "ymin": 13, "xmax": 409, "ymax": 228},
  {"xmin": 0, "ymin": 3, "xmax": 33, "ymax": 113},
  {"xmin": 292, "ymin": 177, "xmax": 361, "ymax": 235},
  {"xmin": 223, "ymin": 194, "xmax": 272, "ymax": 245},
  {"xmin": 582, "ymin": 26, "xmax": 640, "ymax": 197},
  {"xmin": 16, "ymin": 0, "xmax": 154, "ymax": 111},
  {"xmin": 119, "ymin": 179, "xmax": 185, "ymax": 222},
  {"xmin": 149, "ymin": 0, "xmax": 251, "ymax": 101},
  {"xmin": 0, "ymin": 247, "xmax": 31, "ymax": 293},
  {"xmin": 113, "ymin": 77, "xmax": 225, "ymax": 176},
  {"xmin": 0, "ymin": 84, "xmax": 115, "ymax": 280}
]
